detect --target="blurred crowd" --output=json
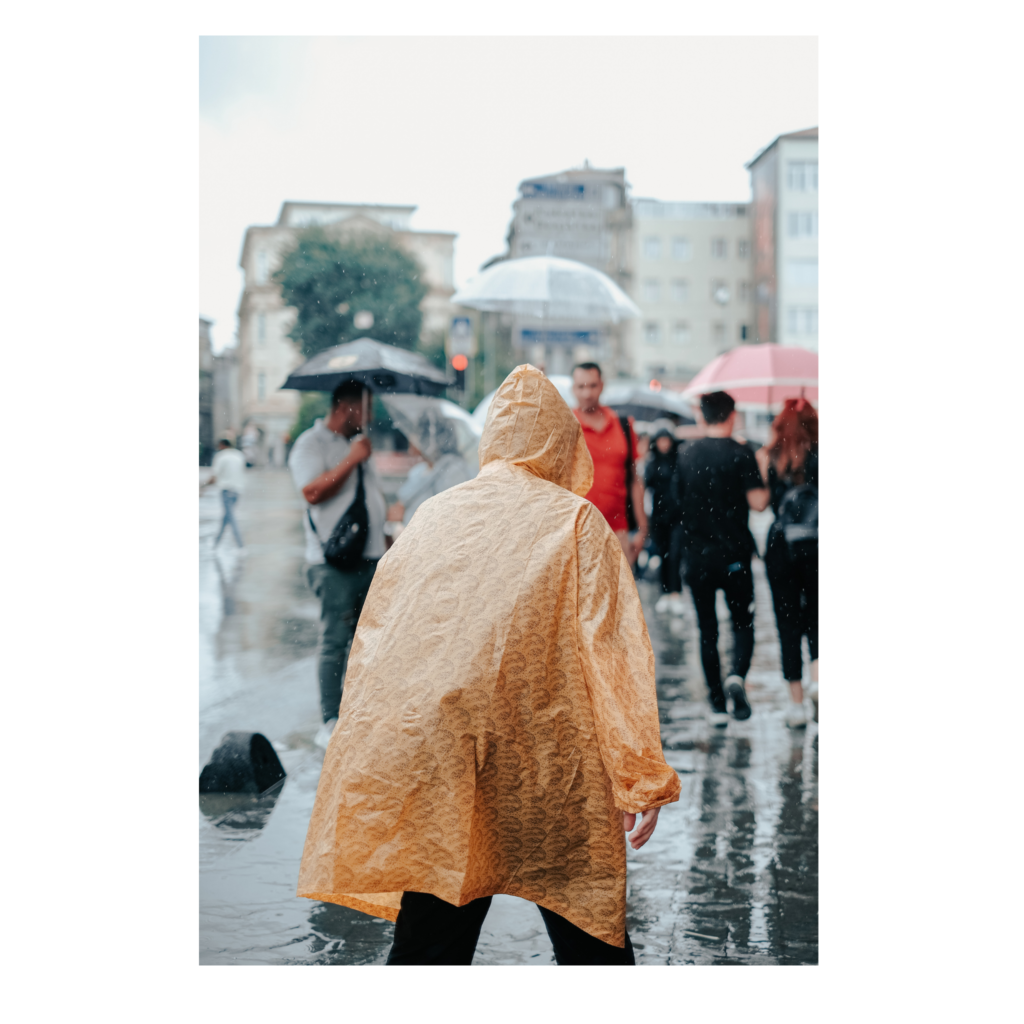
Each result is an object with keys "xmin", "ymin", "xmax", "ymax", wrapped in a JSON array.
[{"xmin": 203, "ymin": 363, "xmax": 818, "ymax": 744}]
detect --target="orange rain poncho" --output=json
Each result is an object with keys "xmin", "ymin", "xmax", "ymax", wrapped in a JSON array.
[{"xmin": 297, "ymin": 364, "xmax": 680, "ymax": 946}]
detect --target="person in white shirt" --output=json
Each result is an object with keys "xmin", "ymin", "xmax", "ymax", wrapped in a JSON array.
[
  {"xmin": 288, "ymin": 381, "xmax": 387, "ymax": 742},
  {"xmin": 208, "ymin": 439, "xmax": 247, "ymax": 548}
]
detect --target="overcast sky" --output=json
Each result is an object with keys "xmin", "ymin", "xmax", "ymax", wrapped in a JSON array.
[{"xmin": 200, "ymin": 36, "xmax": 817, "ymax": 352}]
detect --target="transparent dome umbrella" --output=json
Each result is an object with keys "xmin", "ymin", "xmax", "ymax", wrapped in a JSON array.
[
  {"xmin": 380, "ymin": 394, "xmax": 482, "ymax": 472},
  {"xmin": 451, "ymin": 256, "xmax": 641, "ymax": 322}
]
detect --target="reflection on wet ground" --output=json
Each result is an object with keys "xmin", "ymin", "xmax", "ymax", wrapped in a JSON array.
[{"xmin": 200, "ymin": 470, "xmax": 817, "ymax": 966}]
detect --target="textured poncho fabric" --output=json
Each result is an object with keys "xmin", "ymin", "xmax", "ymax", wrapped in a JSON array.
[{"xmin": 297, "ymin": 364, "xmax": 681, "ymax": 946}]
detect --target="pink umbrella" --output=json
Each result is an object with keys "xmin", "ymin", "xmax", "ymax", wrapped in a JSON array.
[{"xmin": 680, "ymin": 344, "xmax": 818, "ymax": 410}]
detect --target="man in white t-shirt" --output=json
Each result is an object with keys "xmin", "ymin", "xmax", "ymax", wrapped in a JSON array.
[
  {"xmin": 288, "ymin": 381, "xmax": 387, "ymax": 742},
  {"xmin": 208, "ymin": 439, "xmax": 247, "ymax": 548}
]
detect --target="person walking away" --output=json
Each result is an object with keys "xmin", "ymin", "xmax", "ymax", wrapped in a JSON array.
[
  {"xmin": 672, "ymin": 391, "xmax": 770, "ymax": 726},
  {"xmin": 388, "ymin": 414, "xmax": 474, "ymax": 530},
  {"xmin": 570, "ymin": 362, "xmax": 648, "ymax": 566},
  {"xmin": 288, "ymin": 381, "xmax": 387, "ymax": 747},
  {"xmin": 207, "ymin": 439, "xmax": 246, "ymax": 548},
  {"xmin": 645, "ymin": 428, "xmax": 684, "ymax": 614},
  {"xmin": 755, "ymin": 399, "xmax": 819, "ymax": 727},
  {"xmin": 297, "ymin": 365, "xmax": 681, "ymax": 965}
]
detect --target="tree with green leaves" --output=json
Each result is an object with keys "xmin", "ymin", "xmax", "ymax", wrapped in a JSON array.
[{"xmin": 275, "ymin": 227, "xmax": 429, "ymax": 359}]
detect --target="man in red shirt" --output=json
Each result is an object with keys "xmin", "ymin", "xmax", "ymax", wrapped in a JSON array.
[{"xmin": 571, "ymin": 362, "xmax": 648, "ymax": 565}]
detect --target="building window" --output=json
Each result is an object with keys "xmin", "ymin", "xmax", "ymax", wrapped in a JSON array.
[
  {"xmin": 786, "ymin": 258, "xmax": 819, "ymax": 287},
  {"xmin": 738, "ymin": 281, "xmax": 751, "ymax": 303},
  {"xmin": 712, "ymin": 322, "xmax": 727, "ymax": 346},
  {"xmin": 671, "ymin": 279, "xmax": 689, "ymax": 303},
  {"xmin": 737, "ymin": 239, "xmax": 750, "ymax": 258},
  {"xmin": 256, "ymin": 313, "xmax": 266, "ymax": 345},
  {"xmin": 257, "ymin": 373, "xmax": 266, "ymax": 400},
  {"xmin": 787, "ymin": 211, "xmax": 819, "ymax": 238},
  {"xmin": 739, "ymin": 324, "xmax": 749, "ymax": 341},
  {"xmin": 787, "ymin": 160, "xmax": 818, "ymax": 191},
  {"xmin": 643, "ymin": 236, "xmax": 662, "ymax": 259},
  {"xmin": 786, "ymin": 306, "xmax": 819, "ymax": 336},
  {"xmin": 647, "ymin": 364, "xmax": 667, "ymax": 380},
  {"xmin": 642, "ymin": 278, "xmax": 661, "ymax": 304},
  {"xmin": 255, "ymin": 250, "xmax": 269, "ymax": 284},
  {"xmin": 671, "ymin": 237, "xmax": 692, "ymax": 261},
  {"xmin": 644, "ymin": 322, "xmax": 662, "ymax": 346},
  {"xmin": 672, "ymin": 322, "xmax": 691, "ymax": 346},
  {"xmin": 710, "ymin": 238, "xmax": 727, "ymax": 259}
]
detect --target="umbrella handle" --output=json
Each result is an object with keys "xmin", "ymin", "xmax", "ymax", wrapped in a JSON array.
[{"xmin": 362, "ymin": 389, "xmax": 370, "ymax": 437}]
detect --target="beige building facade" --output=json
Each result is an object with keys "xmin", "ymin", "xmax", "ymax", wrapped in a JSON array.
[
  {"xmin": 747, "ymin": 128, "xmax": 818, "ymax": 351},
  {"xmin": 627, "ymin": 200, "xmax": 754, "ymax": 385},
  {"xmin": 237, "ymin": 202, "xmax": 456, "ymax": 465}
]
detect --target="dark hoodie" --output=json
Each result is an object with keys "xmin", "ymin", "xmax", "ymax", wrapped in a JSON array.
[{"xmin": 644, "ymin": 429, "xmax": 679, "ymax": 524}]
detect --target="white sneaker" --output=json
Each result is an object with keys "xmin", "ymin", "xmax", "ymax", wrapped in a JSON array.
[
  {"xmin": 654, "ymin": 595, "xmax": 672, "ymax": 613},
  {"xmin": 707, "ymin": 706, "xmax": 730, "ymax": 727},
  {"xmin": 667, "ymin": 596, "xmax": 687, "ymax": 616},
  {"xmin": 785, "ymin": 702, "xmax": 807, "ymax": 728},
  {"xmin": 314, "ymin": 718, "xmax": 338, "ymax": 749}
]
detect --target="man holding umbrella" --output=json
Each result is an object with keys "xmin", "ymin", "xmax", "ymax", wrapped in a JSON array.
[{"xmin": 288, "ymin": 380, "xmax": 388, "ymax": 746}]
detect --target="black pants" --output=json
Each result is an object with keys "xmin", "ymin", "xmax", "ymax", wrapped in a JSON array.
[
  {"xmin": 685, "ymin": 554, "xmax": 755, "ymax": 708},
  {"xmin": 649, "ymin": 518, "xmax": 681, "ymax": 594},
  {"xmin": 764, "ymin": 534, "xmax": 819, "ymax": 682},
  {"xmin": 385, "ymin": 891, "xmax": 636, "ymax": 966}
]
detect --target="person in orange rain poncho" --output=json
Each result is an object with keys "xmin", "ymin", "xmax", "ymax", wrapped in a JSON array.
[{"xmin": 297, "ymin": 364, "xmax": 681, "ymax": 965}]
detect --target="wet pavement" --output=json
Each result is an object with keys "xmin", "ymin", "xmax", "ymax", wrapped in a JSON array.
[{"xmin": 200, "ymin": 468, "xmax": 817, "ymax": 966}]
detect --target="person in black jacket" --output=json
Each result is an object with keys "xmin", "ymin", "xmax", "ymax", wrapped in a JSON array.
[
  {"xmin": 672, "ymin": 392, "xmax": 770, "ymax": 725},
  {"xmin": 645, "ymin": 428, "xmax": 684, "ymax": 613},
  {"xmin": 755, "ymin": 399, "xmax": 819, "ymax": 727}
]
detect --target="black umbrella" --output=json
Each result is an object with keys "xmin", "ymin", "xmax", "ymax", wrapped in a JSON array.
[
  {"xmin": 601, "ymin": 384, "xmax": 696, "ymax": 425},
  {"xmin": 280, "ymin": 338, "xmax": 452, "ymax": 395}
]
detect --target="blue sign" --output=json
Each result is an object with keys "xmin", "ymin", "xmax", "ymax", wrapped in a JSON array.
[
  {"xmin": 520, "ymin": 329, "xmax": 599, "ymax": 346},
  {"xmin": 520, "ymin": 182, "xmax": 586, "ymax": 200}
]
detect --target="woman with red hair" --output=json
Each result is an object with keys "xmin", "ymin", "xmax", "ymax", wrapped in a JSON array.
[{"xmin": 756, "ymin": 399, "xmax": 819, "ymax": 727}]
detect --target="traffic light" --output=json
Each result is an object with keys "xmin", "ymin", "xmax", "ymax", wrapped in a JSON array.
[{"xmin": 451, "ymin": 353, "xmax": 468, "ymax": 391}]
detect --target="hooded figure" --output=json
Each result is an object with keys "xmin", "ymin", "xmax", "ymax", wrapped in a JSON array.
[
  {"xmin": 395, "ymin": 411, "xmax": 474, "ymax": 525},
  {"xmin": 297, "ymin": 365, "xmax": 680, "ymax": 959}
]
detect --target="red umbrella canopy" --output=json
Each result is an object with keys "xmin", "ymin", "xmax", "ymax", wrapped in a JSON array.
[{"xmin": 681, "ymin": 344, "xmax": 818, "ymax": 409}]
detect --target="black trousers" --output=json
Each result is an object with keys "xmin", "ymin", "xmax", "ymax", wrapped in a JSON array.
[
  {"xmin": 685, "ymin": 554, "xmax": 755, "ymax": 708},
  {"xmin": 385, "ymin": 891, "xmax": 636, "ymax": 966},
  {"xmin": 764, "ymin": 534, "xmax": 819, "ymax": 682},
  {"xmin": 649, "ymin": 518, "xmax": 681, "ymax": 594}
]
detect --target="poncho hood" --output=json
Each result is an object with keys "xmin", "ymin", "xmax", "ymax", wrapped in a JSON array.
[{"xmin": 478, "ymin": 364, "xmax": 594, "ymax": 497}]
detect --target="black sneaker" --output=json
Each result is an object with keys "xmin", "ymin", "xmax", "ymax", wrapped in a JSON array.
[{"xmin": 724, "ymin": 675, "xmax": 752, "ymax": 720}]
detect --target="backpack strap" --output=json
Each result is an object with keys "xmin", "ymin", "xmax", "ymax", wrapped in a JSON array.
[{"xmin": 619, "ymin": 415, "xmax": 638, "ymax": 532}]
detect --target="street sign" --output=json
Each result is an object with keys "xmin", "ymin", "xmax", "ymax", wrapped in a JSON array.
[{"xmin": 446, "ymin": 316, "xmax": 477, "ymax": 357}]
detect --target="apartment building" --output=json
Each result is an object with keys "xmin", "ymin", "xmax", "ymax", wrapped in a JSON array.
[
  {"xmin": 628, "ymin": 200, "xmax": 754, "ymax": 384},
  {"xmin": 747, "ymin": 127, "xmax": 819, "ymax": 350}
]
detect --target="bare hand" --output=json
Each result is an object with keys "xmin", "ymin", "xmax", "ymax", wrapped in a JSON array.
[
  {"xmin": 349, "ymin": 435, "xmax": 372, "ymax": 464},
  {"xmin": 622, "ymin": 806, "xmax": 660, "ymax": 850},
  {"xmin": 631, "ymin": 533, "xmax": 648, "ymax": 562},
  {"xmin": 386, "ymin": 502, "xmax": 405, "ymax": 522}
]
